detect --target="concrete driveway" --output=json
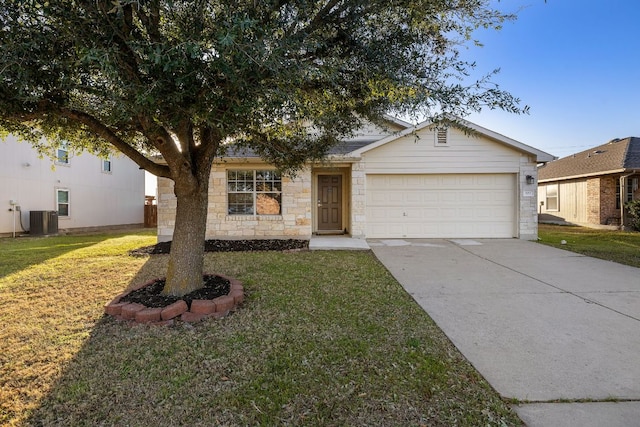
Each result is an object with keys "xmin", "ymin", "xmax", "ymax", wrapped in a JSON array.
[{"xmin": 369, "ymin": 238, "xmax": 640, "ymax": 427}]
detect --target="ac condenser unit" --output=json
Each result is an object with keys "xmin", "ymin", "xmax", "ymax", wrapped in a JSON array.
[{"xmin": 30, "ymin": 211, "xmax": 59, "ymax": 235}]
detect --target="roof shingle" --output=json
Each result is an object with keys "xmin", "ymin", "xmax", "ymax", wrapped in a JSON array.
[{"xmin": 538, "ymin": 137, "xmax": 640, "ymax": 181}]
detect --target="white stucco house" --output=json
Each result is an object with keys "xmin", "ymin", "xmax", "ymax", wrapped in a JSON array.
[
  {"xmin": 1, "ymin": 135, "xmax": 144, "ymax": 236},
  {"xmin": 157, "ymin": 117, "xmax": 555, "ymax": 242}
]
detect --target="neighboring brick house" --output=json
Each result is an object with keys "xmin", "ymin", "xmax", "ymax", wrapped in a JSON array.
[
  {"xmin": 537, "ymin": 137, "xmax": 640, "ymax": 229},
  {"xmin": 157, "ymin": 117, "xmax": 554, "ymax": 242}
]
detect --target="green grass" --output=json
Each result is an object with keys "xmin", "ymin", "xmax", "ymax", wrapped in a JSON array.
[
  {"xmin": 538, "ymin": 224, "xmax": 640, "ymax": 268},
  {"xmin": 0, "ymin": 231, "xmax": 522, "ymax": 426}
]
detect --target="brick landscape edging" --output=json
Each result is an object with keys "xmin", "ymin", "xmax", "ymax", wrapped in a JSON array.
[{"xmin": 104, "ymin": 274, "xmax": 244, "ymax": 325}]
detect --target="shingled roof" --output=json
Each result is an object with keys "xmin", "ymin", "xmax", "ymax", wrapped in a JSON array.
[
  {"xmin": 538, "ymin": 137, "xmax": 640, "ymax": 181},
  {"xmin": 222, "ymin": 139, "xmax": 377, "ymax": 158}
]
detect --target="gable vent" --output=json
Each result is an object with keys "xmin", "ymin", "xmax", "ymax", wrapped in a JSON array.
[{"xmin": 435, "ymin": 128, "xmax": 448, "ymax": 146}]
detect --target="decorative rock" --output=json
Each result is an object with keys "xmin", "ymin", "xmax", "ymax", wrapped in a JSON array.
[
  {"xmin": 161, "ymin": 300, "xmax": 188, "ymax": 320},
  {"xmin": 135, "ymin": 307, "xmax": 164, "ymax": 323},
  {"xmin": 213, "ymin": 295, "xmax": 235, "ymax": 313},
  {"xmin": 191, "ymin": 299, "xmax": 216, "ymax": 315},
  {"xmin": 121, "ymin": 303, "xmax": 146, "ymax": 320}
]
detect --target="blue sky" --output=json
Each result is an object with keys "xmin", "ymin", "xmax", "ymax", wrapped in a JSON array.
[
  {"xmin": 146, "ymin": 1, "xmax": 640, "ymax": 195},
  {"xmin": 463, "ymin": 0, "xmax": 640, "ymax": 159}
]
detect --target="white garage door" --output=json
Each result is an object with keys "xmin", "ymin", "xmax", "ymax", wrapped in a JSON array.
[{"xmin": 366, "ymin": 174, "xmax": 516, "ymax": 238}]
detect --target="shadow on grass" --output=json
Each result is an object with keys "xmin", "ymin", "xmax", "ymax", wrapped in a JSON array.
[
  {"xmin": 0, "ymin": 233, "xmax": 159, "ymax": 426},
  {"xmin": 0, "ymin": 234, "xmax": 117, "ymax": 279},
  {"xmin": 23, "ymin": 251, "xmax": 522, "ymax": 427},
  {"xmin": 22, "ymin": 254, "xmax": 237, "ymax": 426}
]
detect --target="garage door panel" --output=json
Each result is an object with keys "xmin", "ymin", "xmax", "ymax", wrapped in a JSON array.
[{"xmin": 366, "ymin": 174, "xmax": 515, "ymax": 238}]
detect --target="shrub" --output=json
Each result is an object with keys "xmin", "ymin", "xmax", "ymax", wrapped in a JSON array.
[{"xmin": 625, "ymin": 200, "xmax": 640, "ymax": 231}]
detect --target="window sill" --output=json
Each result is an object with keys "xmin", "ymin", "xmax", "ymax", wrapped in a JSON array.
[{"xmin": 226, "ymin": 215, "xmax": 283, "ymax": 221}]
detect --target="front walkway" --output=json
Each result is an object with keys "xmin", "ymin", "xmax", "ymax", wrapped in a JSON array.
[{"xmin": 309, "ymin": 235, "xmax": 370, "ymax": 250}]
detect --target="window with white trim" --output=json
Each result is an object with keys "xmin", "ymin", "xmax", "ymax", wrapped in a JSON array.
[
  {"xmin": 617, "ymin": 177, "xmax": 639, "ymax": 208},
  {"xmin": 56, "ymin": 142, "xmax": 69, "ymax": 164},
  {"xmin": 545, "ymin": 184, "xmax": 558, "ymax": 211},
  {"xmin": 102, "ymin": 158, "xmax": 112, "ymax": 173},
  {"xmin": 434, "ymin": 128, "xmax": 449, "ymax": 146},
  {"xmin": 227, "ymin": 170, "xmax": 282, "ymax": 215},
  {"xmin": 628, "ymin": 178, "xmax": 638, "ymax": 201},
  {"xmin": 57, "ymin": 189, "xmax": 70, "ymax": 217}
]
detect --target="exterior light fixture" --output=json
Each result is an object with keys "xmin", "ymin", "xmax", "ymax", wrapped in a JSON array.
[{"xmin": 526, "ymin": 175, "xmax": 535, "ymax": 185}]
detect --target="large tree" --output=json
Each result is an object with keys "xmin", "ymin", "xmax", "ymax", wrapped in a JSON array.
[{"xmin": 0, "ymin": 0, "xmax": 524, "ymax": 296}]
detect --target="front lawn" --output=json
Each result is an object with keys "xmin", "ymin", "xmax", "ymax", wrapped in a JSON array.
[
  {"xmin": 538, "ymin": 224, "xmax": 640, "ymax": 268},
  {"xmin": 0, "ymin": 231, "xmax": 521, "ymax": 426}
]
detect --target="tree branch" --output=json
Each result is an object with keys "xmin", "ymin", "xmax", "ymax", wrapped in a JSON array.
[{"xmin": 57, "ymin": 108, "xmax": 171, "ymax": 178}]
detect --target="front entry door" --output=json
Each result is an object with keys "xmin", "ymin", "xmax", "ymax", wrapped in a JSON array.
[{"xmin": 317, "ymin": 175, "xmax": 342, "ymax": 232}]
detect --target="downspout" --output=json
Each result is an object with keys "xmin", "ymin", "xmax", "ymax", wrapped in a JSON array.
[{"xmin": 620, "ymin": 170, "xmax": 639, "ymax": 228}]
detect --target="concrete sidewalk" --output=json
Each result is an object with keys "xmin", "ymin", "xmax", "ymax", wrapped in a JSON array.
[{"xmin": 369, "ymin": 238, "xmax": 640, "ymax": 427}]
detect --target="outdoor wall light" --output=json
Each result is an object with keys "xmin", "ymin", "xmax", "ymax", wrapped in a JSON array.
[{"xmin": 526, "ymin": 175, "xmax": 535, "ymax": 185}]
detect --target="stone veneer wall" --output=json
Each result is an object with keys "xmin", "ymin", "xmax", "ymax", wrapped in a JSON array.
[
  {"xmin": 350, "ymin": 161, "xmax": 367, "ymax": 239},
  {"xmin": 157, "ymin": 163, "xmax": 312, "ymax": 242},
  {"xmin": 518, "ymin": 155, "xmax": 540, "ymax": 240}
]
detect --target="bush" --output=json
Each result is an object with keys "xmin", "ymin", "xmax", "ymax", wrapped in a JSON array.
[{"xmin": 625, "ymin": 200, "xmax": 640, "ymax": 231}]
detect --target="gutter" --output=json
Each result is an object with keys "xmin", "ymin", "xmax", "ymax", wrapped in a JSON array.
[{"xmin": 538, "ymin": 169, "xmax": 626, "ymax": 184}]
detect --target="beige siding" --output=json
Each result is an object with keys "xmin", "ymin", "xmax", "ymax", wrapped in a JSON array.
[
  {"xmin": 362, "ymin": 127, "xmax": 522, "ymax": 174},
  {"xmin": 538, "ymin": 180, "xmax": 588, "ymax": 224},
  {"xmin": 347, "ymin": 121, "xmax": 405, "ymax": 142}
]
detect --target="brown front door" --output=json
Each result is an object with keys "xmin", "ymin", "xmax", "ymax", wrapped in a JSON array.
[{"xmin": 317, "ymin": 175, "xmax": 342, "ymax": 232}]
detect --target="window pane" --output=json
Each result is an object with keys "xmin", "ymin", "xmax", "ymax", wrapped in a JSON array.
[
  {"xmin": 57, "ymin": 149, "xmax": 68, "ymax": 163},
  {"xmin": 256, "ymin": 193, "xmax": 281, "ymax": 215},
  {"xmin": 228, "ymin": 193, "xmax": 254, "ymax": 215},
  {"xmin": 546, "ymin": 186, "xmax": 557, "ymax": 197},
  {"xmin": 546, "ymin": 198, "xmax": 557, "ymax": 210},
  {"xmin": 57, "ymin": 190, "xmax": 69, "ymax": 203},
  {"xmin": 58, "ymin": 204, "xmax": 69, "ymax": 216}
]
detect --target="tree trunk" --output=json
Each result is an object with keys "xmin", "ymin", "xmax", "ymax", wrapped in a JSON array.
[{"xmin": 162, "ymin": 175, "xmax": 210, "ymax": 297}]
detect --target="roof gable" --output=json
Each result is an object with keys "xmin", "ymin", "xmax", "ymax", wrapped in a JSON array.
[
  {"xmin": 350, "ymin": 117, "xmax": 555, "ymax": 162},
  {"xmin": 538, "ymin": 137, "xmax": 640, "ymax": 181}
]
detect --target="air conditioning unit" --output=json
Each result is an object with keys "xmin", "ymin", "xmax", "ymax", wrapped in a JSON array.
[{"xmin": 30, "ymin": 211, "xmax": 59, "ymax": 235}]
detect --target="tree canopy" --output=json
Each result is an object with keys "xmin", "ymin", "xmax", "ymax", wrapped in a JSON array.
[{"xmin": 0, "ymin": 0, "xmax": 525, "ymax": 295}]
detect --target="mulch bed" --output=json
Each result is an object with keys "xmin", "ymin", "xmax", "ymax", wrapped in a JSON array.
[
  {"xmin": 129, "ymin": 238, "xmax": 309, "ymax": 256},
  {"xmin": 119, "ymin": 275, "xmax": 231, "ymax": 309},
  {"xmin": 122, "ymin": 239, "xmax": 307, "ymax": 310}
]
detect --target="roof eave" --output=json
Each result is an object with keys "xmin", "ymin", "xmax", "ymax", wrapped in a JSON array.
[
  {"xmin": 538, "ymin": 169, "xmax": 628, "ymax": 183},
  {"xmin": 457, "ymin": 118, "xmax": 556, "ymax": 162},
  {"xmin": 349, "ymin": 116, "xmax": 556, "ymax": 161}
]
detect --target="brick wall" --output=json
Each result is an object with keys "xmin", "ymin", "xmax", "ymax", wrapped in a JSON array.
[
  {"xmin": 599, "ymin": 176, "xmax": 619, "ymax": 225},
  {"xmin": 586, "ymin": 178, "xmax": 601, "ymax": 225}
]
